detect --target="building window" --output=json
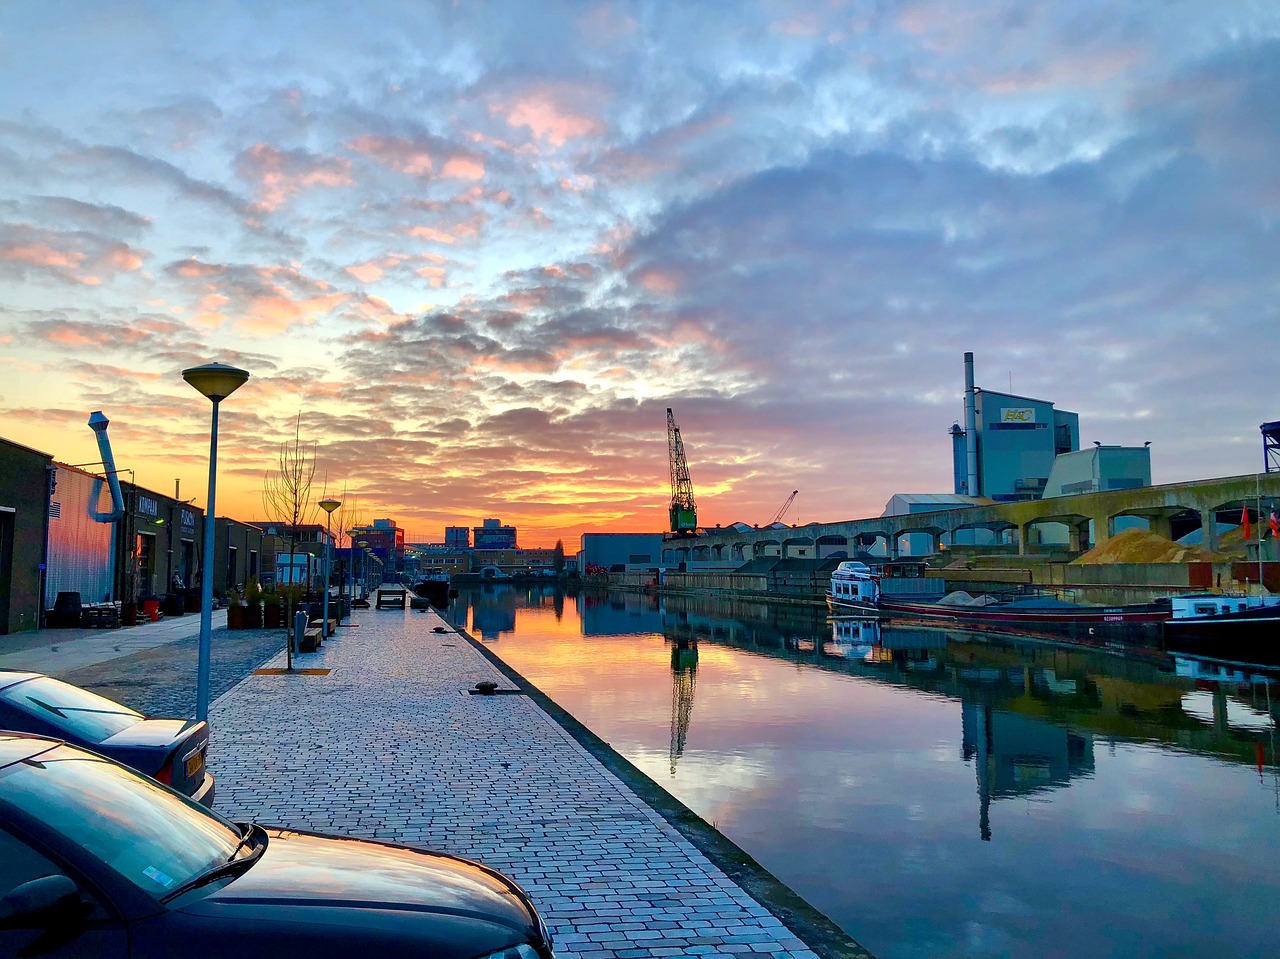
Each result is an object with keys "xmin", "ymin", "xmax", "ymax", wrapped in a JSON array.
[
  {"xmin": 227, "ymin": 546, "xmax": 238, "ymax": 589},
  {"xmin": 628, "ymin": 554, "xmax": 652, "ymax": 564}
]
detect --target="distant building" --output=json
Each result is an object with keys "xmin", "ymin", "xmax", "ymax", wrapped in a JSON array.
[
  {"xmin": 1043, "ymin": 445, "xmax": 1152, "ymax": 497},
  {"xmin": 445, "ymin": 526, "xmax": 470, "ymax": 548},
  {"xmin": 348, "ymin": 519, "xmax": 405, "ymax": 574},
  {"xmin": 580, "ymin": 532, "xmax": 664, "ymax": 572},
  {"xmin": 951, "ymin": 388, "xmax": 1079, "ymax": 502},
  {"xmin": 473, "ymin": 518, "xmax": 517, "ymax": 550}
]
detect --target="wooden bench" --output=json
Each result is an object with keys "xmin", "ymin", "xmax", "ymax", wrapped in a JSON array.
[
  {"xmin": 376, "ymin": 587, "xmax": 407, "ymax": 609},
  {"xmin": 299, "ymin": 626, "xmax": 323, "ymax": 652},
  {"xmin": 81, "ymin": 604, "xmax": 121, "ymax": 629}
]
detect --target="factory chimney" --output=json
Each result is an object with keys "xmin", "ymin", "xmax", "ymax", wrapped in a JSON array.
[
  {"xmin": 88, "ymin": 411, "xmax": 126, "ymax": 602},
  {"xmin": 963, "ymin": 353, "xmax": 979, "ymax": 497}
]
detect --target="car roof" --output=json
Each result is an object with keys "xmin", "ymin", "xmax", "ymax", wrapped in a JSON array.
[
  {"xmin": 0, "ymin": 670, "xmax": 42, "ymax": 692},
  {"xmin": 0, "ymin": 732, "xmax": 63, "ymax": 769}
]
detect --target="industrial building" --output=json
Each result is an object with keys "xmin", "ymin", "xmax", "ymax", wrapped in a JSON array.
[
  {"xmin": 580, "ymin": 532, "xmax": 664, "ymax": 572},
  {"xmin": 473, "ymin": 518, "xmax": 518, "ymax": 549}
]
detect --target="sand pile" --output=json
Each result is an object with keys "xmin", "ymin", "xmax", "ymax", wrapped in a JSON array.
[{"xmin": 1072, "ymin": 527, "xmax": 1234, "ymax": 565}]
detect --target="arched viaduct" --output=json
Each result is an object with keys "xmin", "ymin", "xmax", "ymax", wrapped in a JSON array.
[{"xmin": 662, "ymin": 473, "xmax": 1280, "ymax": 568}]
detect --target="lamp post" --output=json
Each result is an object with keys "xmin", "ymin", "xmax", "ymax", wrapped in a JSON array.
[
  {"xmin": 182, "ymin": 362, "xmax": 249, "ymax": 725},
  {"xmin": 357, "ymin": 540, "xmax": 368, "ymax": 600},
  {"xmin": 319, "ymin": 498, "xmax": 341, "ymax": 637}
]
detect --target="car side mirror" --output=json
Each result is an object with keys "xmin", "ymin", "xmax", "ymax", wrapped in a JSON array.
[{"xmin": 0, "ymin": 875, "xmax": 82, "ymax": 929}]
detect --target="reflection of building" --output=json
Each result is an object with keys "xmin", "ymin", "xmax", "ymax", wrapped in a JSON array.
[
  {"xmin": 962, "ymin": 704, "xmax": 1094, "ymax": 841},
  {"xmin": 581, "ymin": 592, "xmax": 663, "ymax": 636},
  {"xmin": 464, "ymin": 586, "xmax": 518, "ymax": 639}
]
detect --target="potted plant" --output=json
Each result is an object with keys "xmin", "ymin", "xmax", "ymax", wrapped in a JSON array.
[
  {"xmin": 262, "ymin": 585, "xmax": 282, "ymax": 629},
  {"xmin": 226, "ymin": 588, "xmax": 244, "ymax": 630},
  {"xmin": 244, "ymin": 577, "xmax": 263, "ymax": 629}
]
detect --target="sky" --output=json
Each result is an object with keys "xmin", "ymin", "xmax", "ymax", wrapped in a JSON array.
[{"xmin": 1, "ymin": 1, "xmax": 1277, "ymax": 548}]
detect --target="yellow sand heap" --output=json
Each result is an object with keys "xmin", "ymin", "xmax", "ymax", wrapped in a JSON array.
[{"xmin": 1072, "ymin": 527, "xmax": 1235, "ymax": 565}]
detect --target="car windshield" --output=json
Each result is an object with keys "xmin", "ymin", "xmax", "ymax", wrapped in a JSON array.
[
  {"xmin": 0, "ymin": 744, "xmax": 243, "ymax": 898},
  {"xmin": 0, "ymin": 675, "xmax": 142, "ymax": 742}
]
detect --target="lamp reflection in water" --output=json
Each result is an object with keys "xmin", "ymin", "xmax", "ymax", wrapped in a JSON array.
[{"xmin": 182, "ymin": 362, "xmax": 249, "ymax": 724}]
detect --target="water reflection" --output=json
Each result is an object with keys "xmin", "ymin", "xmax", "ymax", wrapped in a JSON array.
[{"xmin": 451, "ymin": 585, "xmax": 1280, "ymax": 959}]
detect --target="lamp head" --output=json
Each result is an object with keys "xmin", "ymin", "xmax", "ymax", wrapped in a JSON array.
[
  {"xmin": 182, "ymin": 362, "xmax": 250, "ymax": 402},
  {"xmin": 319, "ymin": 498, "xmax": 342, "ymax": 514}
]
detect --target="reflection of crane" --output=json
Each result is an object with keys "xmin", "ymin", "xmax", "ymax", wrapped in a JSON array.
[
  {"xmin": 666, "ymin": 408, "xmax": 697, "ymax": 536},
  {"xmin": 770, "ymin": 490, "xmax": 798, "ymax": 525},
  {"xmin": 670, "ymin": 640, "xmax": 698, "ymax": 775}
]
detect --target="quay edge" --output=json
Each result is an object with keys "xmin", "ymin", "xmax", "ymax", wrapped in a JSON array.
[{"xmin": 459, "ymin": 623, "xmax": 878, "ymax": 959}]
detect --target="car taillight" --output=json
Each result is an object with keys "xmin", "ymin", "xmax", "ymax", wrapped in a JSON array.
[{"xmin": 154, "ymin": 763, "xmax": 173, "ymax": 785}]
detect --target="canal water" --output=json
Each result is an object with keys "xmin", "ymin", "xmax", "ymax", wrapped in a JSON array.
[{"xmin": 448, "ymin": 586, "xmax": 1280, "ymax": 959}]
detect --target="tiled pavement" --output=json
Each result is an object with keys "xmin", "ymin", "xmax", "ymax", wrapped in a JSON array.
[{"xmin": 209, "ymin": 606, "xmax": 823, "ymax": 959}]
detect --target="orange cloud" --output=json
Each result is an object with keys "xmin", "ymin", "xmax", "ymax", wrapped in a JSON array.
[
  {"xmin": 636, "ymin": 268, "xmax": 679, "ymax": 295},
  {"xmin": 406, "ymin": 226, "xmax": 456, "ymax": 244},
  {"xmin": 441, "ymin": 156, "xmax": 485, "ymax": 180},
  {"xmin": 493, "ymin": 90, "xmax": 605, "ymax": 146},
  {"xmin": 238, "ymin": 143, "xmax": 354, "ymax": 211}
]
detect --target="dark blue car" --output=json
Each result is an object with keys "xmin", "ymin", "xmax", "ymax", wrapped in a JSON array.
[
  {"xmin": 0, "ymin": 733, "xmax": 555, "ymax": 958},
  {"xmin": 0, "ymin": 670, "xmax": 213, "ymax": 806}
]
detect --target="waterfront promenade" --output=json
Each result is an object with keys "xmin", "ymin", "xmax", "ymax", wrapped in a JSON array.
[{"xmin": 202, "ymin": 607, "xmax": 855, "ymax": 959}]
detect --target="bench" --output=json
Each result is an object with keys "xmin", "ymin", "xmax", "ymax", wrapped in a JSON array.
[
  {"xmin": 299, "ymin": 626, "xmax": 323, "ymax": 652},
  {"xmin": 81, "ymin": 604, "xmax": 121, "ymax": 629},
  {"xmin": 376, "ymin": 587, "xmax": 407, "ymax": 609}
]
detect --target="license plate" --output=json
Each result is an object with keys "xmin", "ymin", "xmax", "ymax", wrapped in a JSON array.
[{"xmin": 185, "ymin": 751, "xmax": 205, "ymax": 778}]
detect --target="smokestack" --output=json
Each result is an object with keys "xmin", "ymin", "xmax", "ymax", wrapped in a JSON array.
[
  {"xmin": 963, "ymin": 353, "xmax": 979, "ymax": 496},
  {"xmin": 88, "ymin": 411, "xmax": 126, "ymax": 603},
  {"xmin": 88, "ymin": 412, "xmax": 125, "ymax": 520}
]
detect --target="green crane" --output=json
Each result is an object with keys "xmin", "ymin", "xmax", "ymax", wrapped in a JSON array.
[{"xmin": 667, "ymin": 407, "xmax": 698, "ymax": 535}]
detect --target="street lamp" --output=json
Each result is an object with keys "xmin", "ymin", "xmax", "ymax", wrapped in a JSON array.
[
  {"xmin": 182, "ymin": 362, "xmax": 250, "ymax": 724},
  {"xmin": 357, "ymin": 540, "xmax": 368, "ymax": 599},
  {"xmin": 319, "ymin": 498, "xmax": 341, "ymax": 638}
]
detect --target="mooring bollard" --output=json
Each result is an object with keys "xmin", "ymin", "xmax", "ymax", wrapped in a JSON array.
[{"xmin": 293, "ymin": 609, "xmax": 307, "ymax": 653}]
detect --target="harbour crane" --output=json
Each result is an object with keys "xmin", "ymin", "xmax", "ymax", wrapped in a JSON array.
[
  {"xmin": 666, "ymin": 408, "xmax": 698, "ymax": 536},
  {"xmin": 770, "ymin": 490, "xmax": 798, "ymax": 525}
]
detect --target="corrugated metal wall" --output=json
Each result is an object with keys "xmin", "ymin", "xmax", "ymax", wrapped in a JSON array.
[{"xmin": 45, "ymin": 467, "xmax": 114, "ymax": 606}]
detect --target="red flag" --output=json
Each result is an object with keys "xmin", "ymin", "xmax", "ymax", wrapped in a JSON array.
[
  {"xmin": 1241, "ymin": 506, "xmax": 1251, "ymax": 542},
  {"xmin": 1271, "ymin": 509, "xmax": 1280, "ymax": 539}
]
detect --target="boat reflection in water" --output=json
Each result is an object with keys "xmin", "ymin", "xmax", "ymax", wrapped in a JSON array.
[{"xmin": 451, "ymin": 585, "xmax": 1280, "ymax": 959}]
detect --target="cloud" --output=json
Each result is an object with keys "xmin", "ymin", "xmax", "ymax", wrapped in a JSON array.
[
  {"xmin": 491, "ymin": 84, "xmax": 608, "ymax": 146},
  {"xmin": 0, "ymin": 223, "xmax": 147, "ymax": 286},
  {"xmin": 348, "ymin": 134, "xmax": 486, "ymax": 180},
  {"xmin": 237, "ymin": 144, "xmax": 355, "ymax": 212}
]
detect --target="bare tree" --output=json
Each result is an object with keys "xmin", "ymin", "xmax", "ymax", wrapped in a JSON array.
[{"xmin": 262, "ymin": 414, "xmax": 316, "ymax": 664}]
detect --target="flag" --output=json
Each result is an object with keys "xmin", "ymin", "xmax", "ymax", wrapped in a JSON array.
[
  {"xmin": 1271, "ymin": 508, "xmax": 1280, "ymax": 539},
  {"xmin": 1241, "ymin": 506, "xmax": 1251, "ymax": 542}
]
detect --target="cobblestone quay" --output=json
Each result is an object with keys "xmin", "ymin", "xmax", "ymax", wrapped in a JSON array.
[{"xmin": 209, "ymin": 607, "xmax": 861, "ymax": 959}]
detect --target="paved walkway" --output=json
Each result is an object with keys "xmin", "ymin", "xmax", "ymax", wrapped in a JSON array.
[
  {"xmin": 209, "ymin": 606, "xmax": 823, "ymax": 959},
  {"xmin": 0, "ymin": 610, "xmax": 226, "ymax": 673}
]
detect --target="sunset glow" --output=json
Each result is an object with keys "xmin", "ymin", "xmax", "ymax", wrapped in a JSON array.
[{"xmin": 1, "ymin": 2, "xmax": 1277, "ymax": 547}]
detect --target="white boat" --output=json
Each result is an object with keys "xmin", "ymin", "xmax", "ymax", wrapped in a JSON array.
[
  {"xmin": 826, "ymin": 561, "xmax": 880, "ymax": 616},
  {"xmin": 1163, "ymin": 593, "xmax": 1280, "ymax": 665}
]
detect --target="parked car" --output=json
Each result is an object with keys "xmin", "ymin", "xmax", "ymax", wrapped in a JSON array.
[
  {"xmin": 0, "ymin": 670, "xmax": 213, "ymax": 806},
  {"xmin": 0, "ymin": 734, "xmax": 555, "ymax": 959}
]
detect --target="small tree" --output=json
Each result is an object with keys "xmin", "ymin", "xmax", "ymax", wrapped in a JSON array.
[
  {"xmin": 262, "ymin": 413, "xmax": 316, "ymax": 668},
  {"xmin": 553, "ymin": 539, "xmax": 565, "ymax": 575}
]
